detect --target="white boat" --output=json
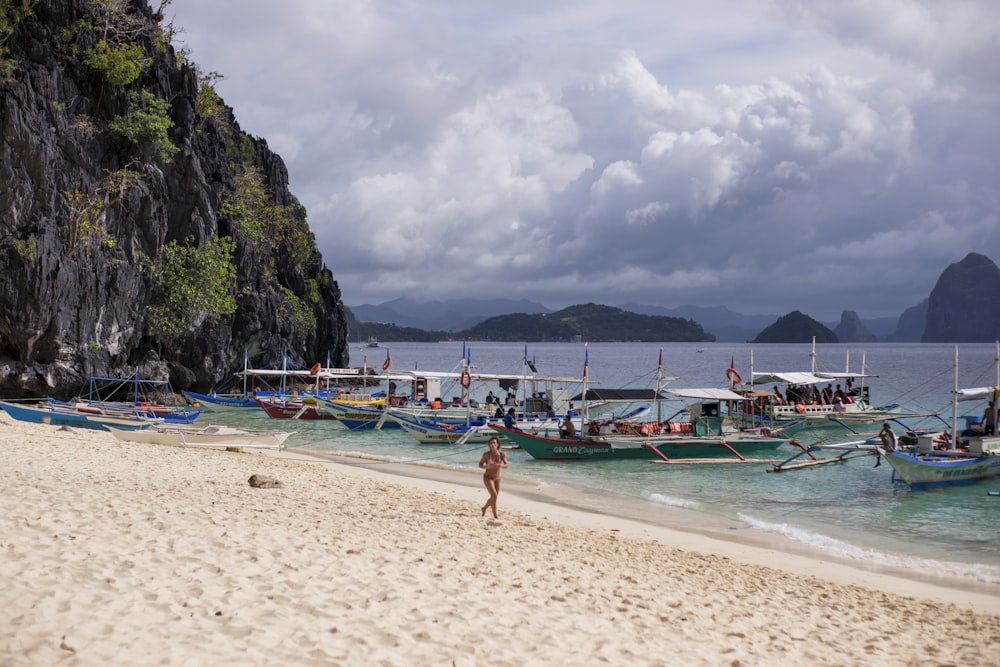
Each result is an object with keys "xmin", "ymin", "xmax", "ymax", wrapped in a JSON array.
[
  {"xmin": 746, "ymin": 337, "xmax": 936, "ymax": 429},
  {"xmin": 875, "ymin": 345, "xmax": 1000, "ymax": 489},
  {"xmin": 107, "ymin": 424, "xmax": 292, "ymax": 450}
]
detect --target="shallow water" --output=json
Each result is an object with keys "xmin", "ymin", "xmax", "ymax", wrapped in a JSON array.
[{"xmin": 210, "ymin": 341, "xmax": 1000, "ymax": 585}]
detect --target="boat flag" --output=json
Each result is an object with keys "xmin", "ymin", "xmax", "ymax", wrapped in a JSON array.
[
  {"xmin": 583, "ymin": 344, "xmax": 589, "ymax": 378},
  {"xmin": 658, "ymin": 348, "xmax": 663, "ymax": 368}
]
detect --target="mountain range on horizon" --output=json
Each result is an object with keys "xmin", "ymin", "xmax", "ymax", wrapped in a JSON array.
[
  {"xmin": 348, "ymin": 298, "xmax": 898, "ymax": 342},
  {"xmin": 349, "ymin": 252, "xmax": 1000, "ymax": 343}
]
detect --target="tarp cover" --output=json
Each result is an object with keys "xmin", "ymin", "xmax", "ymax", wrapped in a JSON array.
[{"xmin": 569, "ymin": 388, "xmax": 667, "ymax": 402}]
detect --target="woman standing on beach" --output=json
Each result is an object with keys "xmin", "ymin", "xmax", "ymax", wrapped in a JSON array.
[{"xmin": 479, "ymin": 437, "xmax": 508, "ymax": 518}]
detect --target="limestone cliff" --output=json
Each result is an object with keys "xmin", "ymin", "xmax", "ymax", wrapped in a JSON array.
[
  {"xmin": 923, "ymin": 253, "xmax": 1000, "ymax": 343},
  {"xmin": 886, "ymin": 299, "xmax": 928, "ymax": 342},
  {"xmin": 833, "ymin": 310, "xmax": 877, "ymax": 343},
  {"xmin": 0, "ymin": 0, "xmax": 348, "ymax": 397}
]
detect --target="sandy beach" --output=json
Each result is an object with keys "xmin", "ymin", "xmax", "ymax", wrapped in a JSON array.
[{"xmin": 3, "ymin": 415, "xmax": 1000, "ymax": 666}]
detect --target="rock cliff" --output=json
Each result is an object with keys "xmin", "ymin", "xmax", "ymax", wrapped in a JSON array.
[
  {"xmin": 833, "ymin": 310, "xmax": 877, "ymax": 343},
  {"xmin": 751, "ymin": 311, "xmax": 839, "ymax": 344},
  {"xmin": 0, "ymin": 0, "xmax": 348, "ymax": 397},
  {"xmin": 886, "ymin": 299, "xmax": 928, "ymax": 342},
  {"xmin": 922, "ymin": 253, "xmax": 1000, "ymax": 343}
]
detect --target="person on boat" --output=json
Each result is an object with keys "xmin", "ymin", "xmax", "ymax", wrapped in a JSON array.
[
  {"xmin": 479, "ymin": 436, "xmax": 508, "ymax": 519},
  {"xmin": 559, "ymin": 415, "xmax": 575, "ymax": 439},
  {"xmin": 772, "ymin": 386, "xmax": 785, "ymax": 405},
  {"xmin": 485, "ymin": 391, "xmax": 496, "ymax": 406},
  {"xmin": 493, "ymin": 406, "xmax": 504, "ymax": 419},
  {"xmin": 832, "ymin": 397, "xmax": 846, "ymax": 412},
  {"xmin": 430, "ymin": 397, "xmax": 443, "ymax": 410},
  {"xmin": 503, "ymin": 407, "xmax": 518, "ymax": 430},
  {"xmin": 879, "ymin": 423, "xmax": 898, "ymax": 452},
  {"xmin": 983, "ymin": 401, "xmax": 997, "ymax": 436}
]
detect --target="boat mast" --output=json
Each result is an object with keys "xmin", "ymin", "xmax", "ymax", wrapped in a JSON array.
[
  {"xmin": 582, "ymin": 344, "xmax": 589, "ymax": 427},
  {"xmin": 951, "ymin": 346, "xmax": 960, "ymax": 444},
  {"xmin": 656, "ymin": 348, "xmax": 663, "ymax": 423},
  {"xmin": 810, "ymin": 336, "xmax": 816, "ymax": 374}
]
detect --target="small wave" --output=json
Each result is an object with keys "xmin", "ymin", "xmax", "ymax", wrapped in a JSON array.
[
  {"xmin": 738, "ymin": 513, "xmax": 1000, "ymax": 585},
  {"xmin": 646, "ymin": 491, "xmax": 700, "ymax": 510}
]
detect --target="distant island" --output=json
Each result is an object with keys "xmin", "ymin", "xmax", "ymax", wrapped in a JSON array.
[{"xmin": 350, "ymin": 303, "xmax": 714, "ymax": 343}]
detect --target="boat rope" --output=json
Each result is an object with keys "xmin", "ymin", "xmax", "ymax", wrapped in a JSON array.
[{"xmin": 278, "ymin": 441, "xmax": 484, "ymax": 467}]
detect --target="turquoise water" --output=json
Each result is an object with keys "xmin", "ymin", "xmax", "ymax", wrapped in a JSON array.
[{"xmin": 212, "ymin": 341, "xmax": 1000, "ymax": 587}]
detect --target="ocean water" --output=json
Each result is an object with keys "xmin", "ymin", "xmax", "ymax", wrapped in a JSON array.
[{"xmin": 212, "ymin": 341, "xmax": 1000, "ymax": 588}]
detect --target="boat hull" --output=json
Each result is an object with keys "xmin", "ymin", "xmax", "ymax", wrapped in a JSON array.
[
  {"xmin": 255, "ymin": 399, "xmax": 340, "ymax": 421},
  {"xmin": 182, "ymin": 391, "xmax": 259, "ymax": 409},
  {"xmin": 0, "ymin": 400, "xmax": 153, "ymax": 431},
  {"xmin": 878, "ymin": 447, "xmax": 1000, "ymax": 488},
  {"xmin": 495, "ymin": 425, "xmax": 787, "ymax": 461},
  {"xmin": 392, "ymin": 415, "xmax": 497, "ymax": 444},
  {"xmin": 107, "ymin": 425, "xmax": 291, "ymax": 449}
]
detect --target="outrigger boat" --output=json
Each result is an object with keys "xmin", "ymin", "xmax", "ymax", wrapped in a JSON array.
[
  {"xmin": 493, "ymin": 349, "xmax": 805, "ymax": 462},
  {"xmin": 0, "ymin": 399, "xmax": 156, "ymax": 431},
  {"xmin": 106, "ymin": 424, "xmax": 292, "ymax": 450},
  {"xmin": 742, "ymin": 338, "xmax": 937, "ymax": 430},
  {"xmin": 875, "ymin": 345, "xmax": 1000, "ymax": 489}
]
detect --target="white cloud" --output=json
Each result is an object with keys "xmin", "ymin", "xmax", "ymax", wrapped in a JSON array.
[{"xmin": 168, "ymin": 0, "xmax": 1000, "ymax": 319}]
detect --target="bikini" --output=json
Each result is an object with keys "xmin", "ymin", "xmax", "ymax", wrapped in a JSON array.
[{"xmin": 483, "ymin": 451, "xmax": 503, "ymax": 481}]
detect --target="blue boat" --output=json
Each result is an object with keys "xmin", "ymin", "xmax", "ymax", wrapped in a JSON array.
[
  {"xmin": 0, "ymin": 400, "xmax": 153, "ymax": 431},
  {"xmin": 182, "ymin": 390, "xmax": 259, "ymax": 410},
  {"xmin": 877, "ymin": 346, "xmax": 1000, "ymax": 488}
]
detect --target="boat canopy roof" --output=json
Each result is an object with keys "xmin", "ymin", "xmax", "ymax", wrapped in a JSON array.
[
  {"xmin": 751, "ymin": 371, "xmax": 877, "ymax": 386},
  {"xmin": 667, "ymin": 388, "xmax": 747, "ymax": 401},
  {"xmin": 956, "ymin": 386, "xmax": 1000, "ymax": 402}
]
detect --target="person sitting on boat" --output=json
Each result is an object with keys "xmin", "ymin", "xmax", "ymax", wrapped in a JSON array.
[
  {"xmin": 493, "ymin": 406, "xmax": 504, "ymax": 419},
  {"xmin": 832, "ymin": 397, "xmax": 846, "ymax": 412},
  {"xmin": 559, "ymin": 415, "xmax": 575, "ymax": 439},
  {"xmin": 934, "ymin": 431, "xmax": 953, "ymax": 450},
  {"xmin": 772, "ymin": 386, "xmax": 785, "ymax": 405},
  {"xmin": 430, "ymin": 397, "xmax": 443, "ymax": 410},
  {"xmin": 503, "ymin": 407, "xmax": 518, "ymax": 430},
  {"xmin": 879, "ymin": 423, "xmax": 898, "ymax": 452}
]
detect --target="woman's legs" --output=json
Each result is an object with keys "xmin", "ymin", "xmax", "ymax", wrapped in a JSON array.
[{"xmin": 482, "ymin": 477, "xmax": 500, "ymax": 517}]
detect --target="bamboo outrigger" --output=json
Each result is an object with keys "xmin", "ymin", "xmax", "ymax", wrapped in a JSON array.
[{"xmin": 769, "ymin": 439, "xmax": 879, "ymax": 472}]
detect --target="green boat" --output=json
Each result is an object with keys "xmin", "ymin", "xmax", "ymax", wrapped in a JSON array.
[{"xmin": 494, "ymin": 388, "xmax": 805, "ymax": 462}]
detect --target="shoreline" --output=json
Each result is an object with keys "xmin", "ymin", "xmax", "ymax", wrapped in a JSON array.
[
  {"xmin": 283, "ymin": 446, "xmax": 1000, "ymax": 613},
  {"xmin": 4, "ymin": 416, "xmax": 1000, "ymax": 665}
]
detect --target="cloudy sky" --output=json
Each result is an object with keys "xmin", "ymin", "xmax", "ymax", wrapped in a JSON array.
[{"xmin": 167, "ymin": 0, "xmax": 999, "ymax": 320}]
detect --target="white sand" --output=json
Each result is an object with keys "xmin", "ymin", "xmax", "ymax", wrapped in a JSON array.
[{"xmin": 3, "ymin": 415, "xmax": 1000, "ymax": 666}]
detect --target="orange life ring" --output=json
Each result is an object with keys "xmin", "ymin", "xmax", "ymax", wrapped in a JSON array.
[
  {"xmin": 460, "ymin": 369, "xmax": 472, "ymax": 389},
  {"xmin": 309, "ymin": 362, "xmax": 321, "ymax": 375},
  {"xmin": 382, "ymin": 358, "xmax": 391, "ymax": 371},
  {"xmin": 725, "ymin": 368, "xmax": 742, "ymax": 384}
]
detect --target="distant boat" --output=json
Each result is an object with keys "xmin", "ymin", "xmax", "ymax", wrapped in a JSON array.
[{"xmin": 366, "ymin": 337, "xmax": 379, "ymax": 348}]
